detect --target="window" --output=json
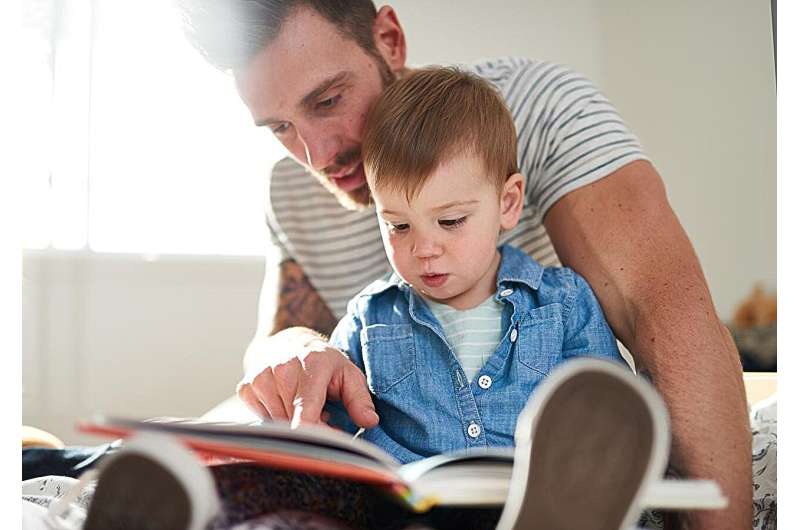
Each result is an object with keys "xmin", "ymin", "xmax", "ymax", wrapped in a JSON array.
[{"xmin": 22, "ymin": 0, "xmax": 287, "ymax": 256}]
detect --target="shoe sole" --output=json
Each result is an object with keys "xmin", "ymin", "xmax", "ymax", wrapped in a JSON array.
[
  {"xmin": 497, "ymin": 359, "xmax": 669, "ymax": 530},
  {"xmin": 82, "ymin": 452, "xmax": 192, "ymax": 530}
]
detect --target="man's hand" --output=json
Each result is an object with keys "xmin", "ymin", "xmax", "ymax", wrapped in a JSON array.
[
  {"xmin": 239, "ymin": 259, "xmax": 379, "ymax": 429},
  {"xmin": 237, "ymin": 328, "xmax": 380, "ymax": 429}
]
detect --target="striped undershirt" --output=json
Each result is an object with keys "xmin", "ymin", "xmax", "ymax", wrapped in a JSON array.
[
  {"xmin": 264, "ymin": 57, "xmax": 649, "ymax": 320},
  {"xmin": 425, "ymin": 296, "xmax": 505, "ymax": 382}
]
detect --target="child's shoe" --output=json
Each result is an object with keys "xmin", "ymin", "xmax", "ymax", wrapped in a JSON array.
[
  {"xmin": 495, "ymin": 358, "xmax": 670, "ymax": 530},
  {"xmin": 47, "ymin": 431, "xmax": 221, "ymax": 530}
]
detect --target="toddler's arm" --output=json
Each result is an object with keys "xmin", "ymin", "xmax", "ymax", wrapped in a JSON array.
[
  {"xmin": 562, "ymin": 271, "xmax": 624, "ymax": 362},
  {"xmin": 323, "ymin": 309, "xmax": 369, "ymax": 434}
]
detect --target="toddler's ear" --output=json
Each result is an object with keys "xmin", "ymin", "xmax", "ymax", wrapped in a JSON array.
[{"xmin": 500, "ymin": 173, "xmax": 525, "ymax": 231}]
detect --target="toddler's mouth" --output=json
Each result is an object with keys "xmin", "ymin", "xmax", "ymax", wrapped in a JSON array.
[{"xmin": 420, "ymin": 273, "xmax": 448, "ymax": 288}]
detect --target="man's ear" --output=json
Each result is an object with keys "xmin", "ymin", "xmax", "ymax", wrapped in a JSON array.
[
  {"xmin": 499, "ymin": 173, "xmax": 525, "ymax": 231},
  {"xmin": 373, "ymin": 6, "xmax": 406, "ymax": 73}
]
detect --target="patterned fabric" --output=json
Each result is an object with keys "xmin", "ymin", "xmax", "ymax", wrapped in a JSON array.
[
  {"xmin": 21, "ymin": 475, "xmax": 94, "ymax": 511},
  {"xmin": 207, "ymin": 465, "xmax": 408, "ymax": 530},
  {"xmin": 227, "ymin": 511, "xmax": 355, "ymax": 530},
  {"xmin": 638, "ymin": 397, "xmax": 778, "ymax": 530},
  {"xmin": 750, "ymin": 397, "xmax": 777, "ymax": 529},
  {"xmin": 263, "ymin": 57, "xmax": 649, "ymax": 319},
  {"xmin": 209, "ymin": 465, "xmax": 500, "ymax": 530}
]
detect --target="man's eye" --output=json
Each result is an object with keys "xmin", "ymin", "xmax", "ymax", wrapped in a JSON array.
[
  {"xmin": 317, "ymin": 95, "xmax": 341, "ymax": 110},
  {"xmin": 439, "ymin": 217, "xmax": 467, "ymax": 228},
  {"xmin": 271, "ymin": 123, "xmax": 290, "ymax": 135}
]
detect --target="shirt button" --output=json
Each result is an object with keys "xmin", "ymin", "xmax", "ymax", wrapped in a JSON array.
[
  {"xmin": 478, "ymin": 375, "xmax": 493, "ymax": 389},
  {"xmin": 500, "ymin": 288, "xmax": 514, "ymax": 297},
  {"xmin": 510, "ymin": 328, "xmax": 518, "ymax": 343},
  {"xmin": 467, "ymin": 422, "xmax": 481, "ymax": 438}
]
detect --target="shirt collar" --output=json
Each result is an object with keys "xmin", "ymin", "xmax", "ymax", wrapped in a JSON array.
[
  {"xmin": 356, "ymin": 271, "xmax": 405, "ymax": 298},
  {"xmin": 495, "ymin": 244, "xmax": 544, "ymax": 291}
]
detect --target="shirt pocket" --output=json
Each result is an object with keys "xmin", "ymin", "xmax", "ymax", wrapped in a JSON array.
[
  {"xmin": 360, "ymin": 324, "xmax": 416, "ymax": 395},
  {"xmin": 516, "ymin": 303, "xmax": 564, "ymax": 377}
]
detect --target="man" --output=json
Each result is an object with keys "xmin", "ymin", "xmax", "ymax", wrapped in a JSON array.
[{"xmin": 180, "ymin": 1, "xmax": 751, "ymax": 528}]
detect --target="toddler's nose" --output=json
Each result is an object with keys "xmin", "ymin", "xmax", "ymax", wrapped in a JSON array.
[{"xmin": 412, "ymin": 236, "xmax": 443, "ymax": 259}]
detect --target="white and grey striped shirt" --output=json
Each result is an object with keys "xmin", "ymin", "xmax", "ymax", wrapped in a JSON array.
[{"xmin": 265, "ymin": 57, "xmax": 648, "ymax": 319}]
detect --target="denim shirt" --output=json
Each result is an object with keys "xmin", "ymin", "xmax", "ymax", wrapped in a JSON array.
[{"xmin": 325, "ymin": 244, "xmax": 624, "ymax": 464}]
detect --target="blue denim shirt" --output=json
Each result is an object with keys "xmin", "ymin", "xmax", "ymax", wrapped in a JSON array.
[{"xmin": 325, "ymin": 244, "xmax": 624, "ymax": 464}]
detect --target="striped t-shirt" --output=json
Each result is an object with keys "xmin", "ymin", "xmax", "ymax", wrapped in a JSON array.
[
  {"xmin": 425, "ymin": 296, "xmax": 505, "ymax": 382},
  {"xmin": 264, "ymin": 57, "xmax": 649, "ymax": 320}
]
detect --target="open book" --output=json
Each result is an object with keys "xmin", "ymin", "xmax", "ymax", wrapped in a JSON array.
[{"xmin": 79, "ymin": 416, "xmax": 727, "ymax": 513}]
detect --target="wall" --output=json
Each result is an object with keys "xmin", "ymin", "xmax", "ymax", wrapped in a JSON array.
[
  {"xmin": 22, "ymin": 1, "xmax": 775, "ymax": 444},
  {"xmin": 22, "ymin": 251, "xmax": 263, "ymax": 444},
  {"xmin": 392, "ymin": 0, "xmax": 777, "ymax": 318},
  {"xmin": 395, "ymin": 0, "xmax": 606, "ymax": 83},
  {"xmin": 598, "ymin": 0, "xmax": 776, "ymax": 320}
]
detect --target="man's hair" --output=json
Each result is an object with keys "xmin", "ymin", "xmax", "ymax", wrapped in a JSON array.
[
  {"xmin": 362, "ymin": 67, "xmax": 519, "ymax": 202},
  {"xmin": 176, "ymin": 0, "xmax": 379, "ymax": 72}
]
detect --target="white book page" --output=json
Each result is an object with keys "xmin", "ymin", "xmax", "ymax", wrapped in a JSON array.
[{"xmin": 97, "ymin": 416, "xmax": 401, "ymax": 470}]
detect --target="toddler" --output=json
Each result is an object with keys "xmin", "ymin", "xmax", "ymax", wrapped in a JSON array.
[{"xmin": 325, "ymin": 66, "xmax": 626, "ymax": 464}]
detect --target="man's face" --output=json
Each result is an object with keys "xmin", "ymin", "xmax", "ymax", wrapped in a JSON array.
[
  {"xmin": 235, "ymin": 7, "xmax": 396, "ymax": 210},
  {"xmin": 371, "ymin": 154, "xmax": 510, "ymax": 311}
]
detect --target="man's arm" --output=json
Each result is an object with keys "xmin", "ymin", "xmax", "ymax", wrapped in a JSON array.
[
  {"xmin": 243, "ymin": 258, "xmax": 338, "ymax": 374},
  {"xmin": 543, "ymin": 160, "xmax": 751, "ymax": 529},
  {"xmin": 238, "ymin": 259, "xmax": 378, "ymax": 428}
]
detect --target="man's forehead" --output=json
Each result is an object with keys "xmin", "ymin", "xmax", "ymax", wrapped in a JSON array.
[{"xmin": 233, "ymin": 8, "xmax": 364, "ymax": 123}]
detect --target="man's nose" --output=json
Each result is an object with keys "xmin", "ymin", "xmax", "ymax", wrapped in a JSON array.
[{"xmin": 296, "ymin": 123, "xmax": 341, "ymax": 173}]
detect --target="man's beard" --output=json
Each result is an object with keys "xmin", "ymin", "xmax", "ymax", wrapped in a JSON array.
[
  {"xmin": 310, "ymin": 55, "xmax": 396, "ymax": 212},
  {"xmin": 313, "ymin": 146, "xmax": 372, "ymax": 211}
]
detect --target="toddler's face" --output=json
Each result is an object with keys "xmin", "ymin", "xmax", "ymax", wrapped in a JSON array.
[{"xmin": 372, "ymin": 154, "xmax": 521, "ymax": 310}]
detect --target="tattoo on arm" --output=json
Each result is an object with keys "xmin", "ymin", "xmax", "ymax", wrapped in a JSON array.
[{"xmin": 271, "ymin": 260, "xmax": 338, "ymax": 336}]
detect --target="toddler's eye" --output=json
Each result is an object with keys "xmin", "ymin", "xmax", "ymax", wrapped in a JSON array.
[
  {"xmin": 386, "ymin": 222, "xmax": 409, "ymax": 233},
  {"xmin": 439, "ymin": 217, "xmax": 467, "ymax": 228}
]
